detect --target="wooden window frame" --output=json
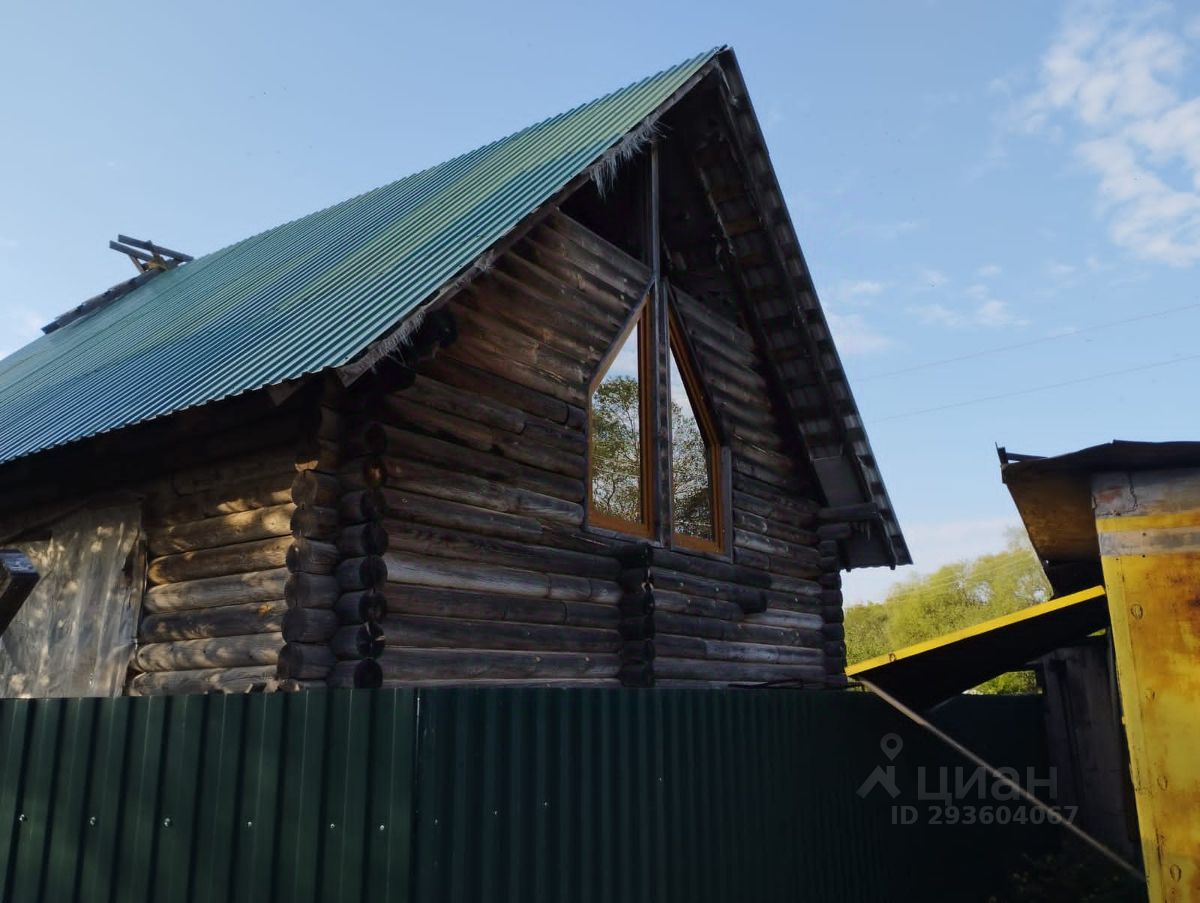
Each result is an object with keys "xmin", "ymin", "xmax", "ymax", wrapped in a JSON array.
[
  {"xmin": 586, "ymin": 291, "xmax": 655, "ymax": 538},
  {"xmin": 666, "ymin": 311, "xmax": 725, "ymax": 555}
]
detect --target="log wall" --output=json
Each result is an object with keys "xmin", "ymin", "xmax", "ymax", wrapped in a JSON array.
[
  {"xmin": 0, "ymin": 212, "xmax": 855, "ymax": 695},
  {"xmin": 322, "ymin": 212, "xmax": 851, "ymax": 689},
  {"xmin": 129, "ymin": 417, "xmax": 303, "ymax": 695}
]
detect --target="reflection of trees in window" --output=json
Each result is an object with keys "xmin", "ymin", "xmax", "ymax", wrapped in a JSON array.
[
  {"xmin": 669, "ymin": 335, "xmax": 718, "ymax": 547},
  {"xmin": 589, "ymin": 311, "xmax": 648, "ymax": 532},
  {"xmin": 587, "ymin": 300, "xmax": 722, "ymax": 549},
  {"xmin": 670, "ymin": 385, "xmax": 713, "ymax": 541},
  {"xmin": 591, "ymin": 375, "xmax": 712, "ymax": 534},
  {"xmin": 590, "ymin": 375, "xmax": 643, "ymax": 523}
]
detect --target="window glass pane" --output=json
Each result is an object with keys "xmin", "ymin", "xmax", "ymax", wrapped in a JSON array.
[
  {"xmin": 590, "ymin": 317, "xmax": 643, "ymax": 524},
  {"xmin": 669, "ymin": 342, "xmax": 715, "ymax": 541}
]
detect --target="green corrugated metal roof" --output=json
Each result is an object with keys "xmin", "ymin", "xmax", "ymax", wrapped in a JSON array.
[{"xmin": 0, "ymin": 49, "xmax": 719, "ymax": 466}]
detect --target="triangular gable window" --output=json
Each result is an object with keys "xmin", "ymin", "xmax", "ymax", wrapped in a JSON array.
[
  {"xmin": 588, "ymin": 297, "xmax": 653, "ymax": 536},
  {"xmin": 587, "ymin": 289, "xmax": 725, "ymax": 551},
  {"xmin": 668, "ymin": 317, "xmax": 722, "ymax": 552}
]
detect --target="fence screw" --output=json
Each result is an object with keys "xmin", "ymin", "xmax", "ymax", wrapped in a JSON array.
[
  {"xmin": 88, "ymin": 816, "xmax": 97, "ymax": 827},
  {"xmin": 16, "ymin": 814, "xmax": 25, "ymax": 824},
  {"xmin": 162, "ymin": 817, "xmax": 172, "ymax": 828}
]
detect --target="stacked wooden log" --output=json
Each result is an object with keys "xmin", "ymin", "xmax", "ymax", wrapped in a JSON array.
[
  {"xmin": 122, "ymin": 211, "xmax": 854, "ymax": 694},
  {"xmin": 324, "ymin": 217, "xmax": 645, "ymax": 688},
  {"xmin": 131, "ymin": 418, "xmax": 301, "ymax": 696},
  {"xmin": 276, "ymin": 380, "xmax": 346, "ymax": 688},
  {"xmin": 310, "ymin": 212, "xmax": 846, "ymax": 689},
  {"xmin": 816, "ymin": 511, "xmax": 859, "ymax": 687},
  {"xmin": 663, "ymin": 286, "xmax": 842, "ymax": 686}
]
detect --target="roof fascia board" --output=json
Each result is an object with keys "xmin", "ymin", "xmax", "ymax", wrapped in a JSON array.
[{"xmin": 705, "ymin": 49, "xmax": 908, "ymax": 566}]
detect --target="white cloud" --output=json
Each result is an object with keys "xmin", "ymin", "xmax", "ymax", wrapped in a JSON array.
[
  {"xmin": 823, "ymin": 280, "xmax": 892, "ymax": 354},
  {"xmin": 844, "ymin": 279, "xmax": 884, "ymax": 298},
  {"xmin": 908, "ymin": 295, "xmax": 1027, "ymax": 330},
  {"xmin": 1048, "ymin": 261, "xmax": 1077, "ymax": 278},
  {"xmin": 908, "ymin": 303, "xmax": 961, "ymax": 327},
  {"xmin": 827, "ymin": 312, "xmax": 894, "ymax": 355},
  {"xmin": 843, "ymin": 517, "xmax": 1022, "ymax": 604},
  {"xmin": 977, "ymin": 263, "xmax": 1003, "ymax": 278},
  {"xmin": 975, "ymin": 298, "xmax": 1026, "ymax": 327},
  {"xmin": 1023, "ymin": 2, "xmax": 1200, "ymax": 265},
  {"xmin": 826, "ymin": 278, "xmax": 885, "ymax": 307},
  {"xmin": 917, "ymin": 267, "xmax": 949, "ymax": 289}
]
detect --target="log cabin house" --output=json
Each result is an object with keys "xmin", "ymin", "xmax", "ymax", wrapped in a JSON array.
[{"xmin": 0, "ymin": 47, "xmax": 909, "ymax": 697}]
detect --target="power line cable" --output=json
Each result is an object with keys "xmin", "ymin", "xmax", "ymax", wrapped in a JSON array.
[
  {"xmin": 847, "ymin": 554, "xmax": 1041, "ymax": 606},
  {"xmin": 858, "ymin": 301, "xmax": 1200, "ymax": 382},
  {"xmin": 877, "ymin": 349, "xmax": 1200, "ymax": 423},
  {"xmin": 855, "ymin": 554, "xmax": 1040, "ymax": 602}
]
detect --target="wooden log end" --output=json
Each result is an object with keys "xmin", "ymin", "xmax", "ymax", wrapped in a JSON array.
[
  {"xmin": 284, "ymin": 572, "xmax": 340, "ymax": 610},
  {"xmin": 278, "ymin": 642, "xmax": 336, "ymax": 680},
  {"xmin": 336, "ymin": 555, "xmax": 387, "ymax": 592},
  {"xmin": 292, "ymin": 471, "xmax": 340, "ymax": 508},
  {"xmin": 338, "ymin": 522, "xmax": 389, "ymax": 557},
  {"xmin": 356, "ymin": 622, "xmax": 386, "ymax": 658},
  {"xmin": 354, "ymin": 658, "xmax": 383, "ymax": 689},
  {"xmin": 290, "ymin": 505, "xmax": 339, "ymax": 540},
  {"xmin": 618, "ymin": 661, "xmax": 653, "ymax": 687},
  {"xmin": 282, "ymin": 607, "xmax": 341, "ymax": 643},
  {"xmin": 821, "ymin": 604, "xmax": 845, "ymax": 624},
  {"xmin": 340, "ymin": 489, "xmax": 384, "ymax": 523},
  {"xmin": 335, "ymin": 589, "xmax": 387, "ymax": 625},
  {"xmin": 821, "ymin": 623, "xmax": 845, "ymax": 641}
]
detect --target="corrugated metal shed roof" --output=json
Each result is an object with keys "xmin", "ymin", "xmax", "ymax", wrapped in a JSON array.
[
  {"xmin": 848, "ymin": 586, "xmax": 1108, "ymax": 708},
  {"xmin": 0, "ymin": 49, "xmax": 718, "ymax": 466}
]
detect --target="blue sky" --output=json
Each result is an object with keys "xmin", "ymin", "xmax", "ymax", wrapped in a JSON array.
[{"xmin": 2, "ymin": 2, "xmax": 1198, "ymax": 603}]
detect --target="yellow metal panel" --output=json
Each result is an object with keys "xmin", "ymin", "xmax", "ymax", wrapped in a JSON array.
[
  {"xmin": 1094, "ymin": 469, "xmax": 1200, "ymax": 902},
  {"xmin": 847, "ymin": 585, "xmax": 1105, "ymax": 675}
]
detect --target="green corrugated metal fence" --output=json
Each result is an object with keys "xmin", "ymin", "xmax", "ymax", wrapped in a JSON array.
[{"xmin": 0, "ymin": 689, "xmax": 1053, "ymax": 902}]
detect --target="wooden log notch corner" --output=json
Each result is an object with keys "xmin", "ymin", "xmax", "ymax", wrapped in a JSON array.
[
  {"xmin": 278, "ymin": 376, "xmax": 348, "ymax": 689},
  {"xmin": 321, "ymin": 309, "xmax": 461, "ymax": 690},
  {"xmin": 816, "ymin": 509, "xmax": 852, "ymax": 687},
  {"xmin": 615, "ymin": 542, "xmax": 804, "ymax": 687},
  {"xmin": 617, "ymin": 543, "xmax": 656, "ymax": 687}
]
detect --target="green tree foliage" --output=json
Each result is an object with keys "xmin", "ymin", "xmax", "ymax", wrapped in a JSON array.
[
  {"xmin": 669, "ymin": 384, "xmax": 713, "ymax": 539},
  {"xmin": 591, "ymin": 375, "xmax": 712, "ymax": 536},
  {"xmin": 590, "ymin": 376, "xmax": 643, "ymax": 521},
  {"xmin": 845, "ymin": 531, "xmax": 1051, "ymax": 694}
]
